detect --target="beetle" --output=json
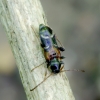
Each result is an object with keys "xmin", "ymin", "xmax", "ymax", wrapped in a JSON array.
[
  {"xmin": 39, "ymin": 24, "xmax": 65, "ymax": 74},
  {"xmin": 30, "ymin": 24, "xmax": 84, "ymax": 91}
]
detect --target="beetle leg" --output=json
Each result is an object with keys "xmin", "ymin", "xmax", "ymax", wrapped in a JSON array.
[
  {"xmin": 60, "ymin": 56, "xmax": 65, "ymax": 59},
  {"xmin": 46, "ymin": 59, "xmax": 50, "ymax": 68},
  {"xmin": 59, "ymin": 65, "xmax": 64, "ymax": 77},
  {"xmin": 60, "ymin": 65, "xmax": 64, "ymax": 71},
  {"xmin": 31, "ymin": 61, "xmax": 46, "ymax": 72},
  {"xmin": 58, "ymin": 47, "xmax": 65, "ymax": 51},
  {"xmin": 54, "ymin": 34, "xmax": 65, "ymax": 51},
  {"xmin": 44, "ymin": 68, "xmax": 48, "ymax": 79},
  {"xmin": 60, "ymin": 61, "xmax": 64, "ymax": 64},
  {"xmin": 40, "ymin": 43, "xmax": 45, "ymax": 48}
]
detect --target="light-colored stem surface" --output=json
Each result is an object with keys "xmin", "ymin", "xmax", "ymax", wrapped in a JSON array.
[{"xmin": 0, "ymin": 0, "xmax": 75, "ymax": 100}]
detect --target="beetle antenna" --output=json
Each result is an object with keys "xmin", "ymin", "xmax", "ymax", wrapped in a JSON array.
[
  {"xmin": 30, "ymin": 73, "xmax": 53, "ymax": 91},
  {"xmin": 30, "ymin": 69, "xmax": 84, "ymax": 91},
  {"xmin": 61, "ymin": 69, "xmax": 85, "ymax": 73}
]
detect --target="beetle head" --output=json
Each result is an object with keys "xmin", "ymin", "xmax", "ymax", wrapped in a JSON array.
[{"xmin": 50, "ymin": 61, "xmax": 61, "ymax": 74}]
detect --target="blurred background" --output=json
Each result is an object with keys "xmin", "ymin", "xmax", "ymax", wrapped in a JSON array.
[{"xmin": 0, "ymin": 0, "xmax": 100, "ymax": 100}]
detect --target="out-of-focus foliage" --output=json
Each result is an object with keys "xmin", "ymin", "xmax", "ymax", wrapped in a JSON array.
[{"xmin": 0, "ymin": 0, "xmax": 100, "ymax": 100}]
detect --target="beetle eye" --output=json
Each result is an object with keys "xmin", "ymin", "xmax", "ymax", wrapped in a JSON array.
[
  {"xmin": 53, "ymin": 53, "xmax": 56, "ymax": 55},
  {"xmin": 50, "ymin": 63, "xmax": 60, "ymax": 73},
  {"xmin": 53, "ymin": 70, "xmax": 59, "ymax": 73}
]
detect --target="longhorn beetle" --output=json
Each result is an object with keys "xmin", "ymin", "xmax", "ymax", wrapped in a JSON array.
[{"xmin": 30, "ymin": 24, "xmax": 84, "ymax": 91}]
